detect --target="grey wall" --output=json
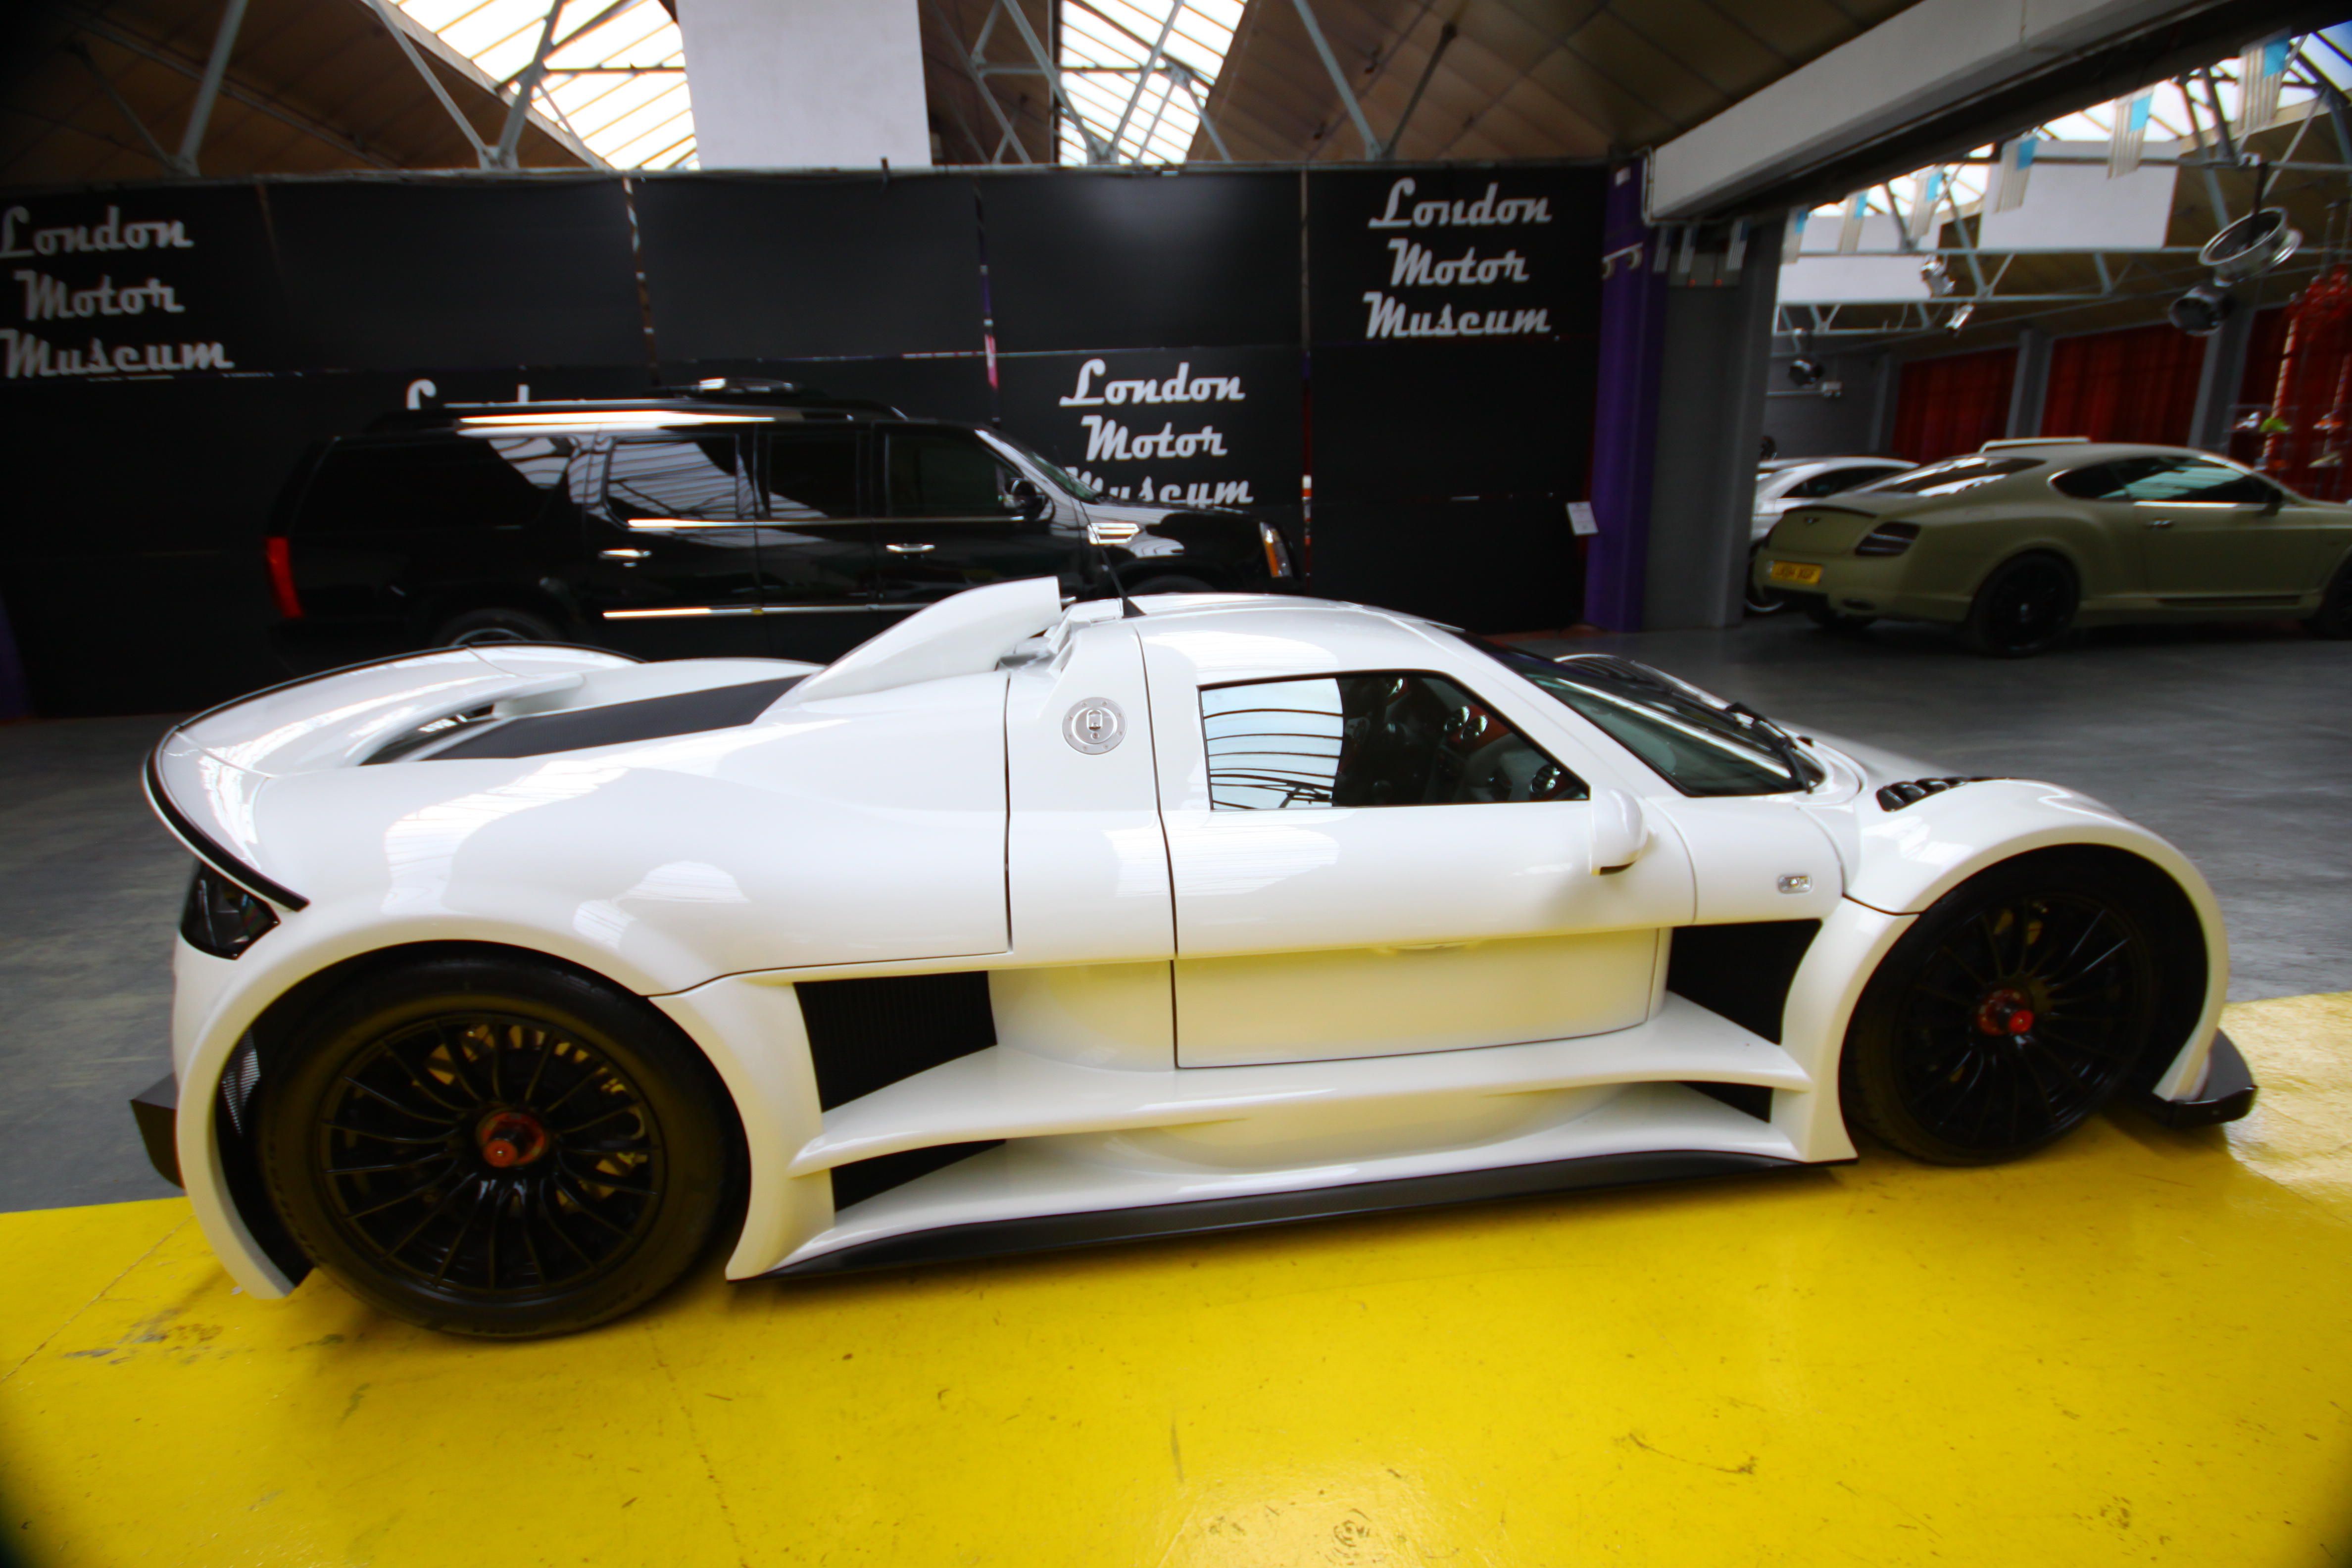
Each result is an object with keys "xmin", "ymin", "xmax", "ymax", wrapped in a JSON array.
[
  {"xmin": 1644, "ymin": 220, "xmax": 1782, "ymax": 630},
  {"xmin": 1762, "ymin": 348, "xmax": 1888, "ymax": 456}
]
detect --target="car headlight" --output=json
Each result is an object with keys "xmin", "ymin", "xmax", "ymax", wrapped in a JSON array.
[
  {"xmin": 181, "ymin": 863, "xmax": 280, "ymax": 959},
  {"xmin": 1854, "ymin": 521, "xmax": 1920, "ymax": 556},
  {"xmin": 1260, "ymin": 521, "xmax": 1293, "ymax": 577}
]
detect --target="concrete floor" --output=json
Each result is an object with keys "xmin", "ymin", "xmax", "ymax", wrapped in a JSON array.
[{"xmin": 2, "ymin": 610, "xmax": 2348, "ymax": 1214}]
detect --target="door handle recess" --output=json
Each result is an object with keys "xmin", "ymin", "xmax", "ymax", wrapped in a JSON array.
[
  {"xmin": 2144, "ymin": 518, "xmax": 2176, "ymax": 529},
  {"xmin": 885, "ymin": 542, "xmax": 936, "ymax": 554}
]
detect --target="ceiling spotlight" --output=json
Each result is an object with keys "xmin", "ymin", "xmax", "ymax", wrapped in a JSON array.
[
  {"xmin": 1788, "ymin": 356, "xmax": 1825, "ymax": 388},
  {"xmin": 1945, "ymin": 303, "xmax": 1975, "ymax": 332},
  {"xmin": 2201, "ymin": 208, "xmax": 2302, "ymax": 284},
  {"xmin": 1920, "ymin": 255, "xmax": 1956, "ymax": 297},
  {"xmin": 2169, "ymin": 282, "xmax": 2238, "ymax": 337}
]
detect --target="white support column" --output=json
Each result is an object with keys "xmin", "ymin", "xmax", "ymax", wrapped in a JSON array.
[{"xmin": 676, "ymin": 0, "xmax": 932, "ymax": 169}]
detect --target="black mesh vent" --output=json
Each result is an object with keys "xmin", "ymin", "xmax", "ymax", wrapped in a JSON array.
[
  {"xmin": 429, "ymin": 675, "xmax": 802, "ymax": 760},
  {"xmin": 1666, "ymin": 921, "xmax": 1821, "ymax": 1044},
  {"xmin": 830, "ymin": 1141, "xmax": 1004, "ymax": 1212},
  {"xmin": 796, "ymin": 971, "xmax": 997, "ymax": 1110}
]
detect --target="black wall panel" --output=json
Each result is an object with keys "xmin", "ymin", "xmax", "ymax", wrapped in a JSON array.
[
  {"xmin": 267, "ymin": 181, "xmax": 644, "ymax": 369},
  {"xmin": 997, "ymin": 345, "xmax": 1300, "ymax": 516},
  {"xmin": 634, "ymin": 177, "xmax": 985, "ymax": 361},
  {"xmin": 0, "ymin": 166, "xmax": 1605, "ymax": 713},
  {"xmin": 983, "ymin": 171, "xmax": 1299, "ymax": 351}
]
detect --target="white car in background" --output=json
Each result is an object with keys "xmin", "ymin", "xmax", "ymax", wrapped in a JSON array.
[
  {"xmin": 137, "ymin": 581, "xmax": 2253, "ymax": 1338},
  {"xmin": 1749, "ymin": 456, "xmax": 1917, "ymax": 611}
]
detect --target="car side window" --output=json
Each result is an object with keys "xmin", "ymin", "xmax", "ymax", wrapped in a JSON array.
[
  {"xmin": 2113, "ymin": 460, "xmax": 2276, "ymax": 506},
  {"xmin": 2051, "ymin": 456, "xmax": 2170, "ymax": 499},
  {"xmin": 1785, "ymin": 471, "xmax": 1848, "ymax": 498},
  {"xmin": 299, "ymin": 438, "xmax": 562, "ymax": 534},
  {"xmin": 605, "ymin": 438, "xmax": 743, "ymax": 521},
  {"xmin": 887, "ymin": 431, "xmax": 1016, "ymax": 518},
  {"xmin": 758, "ymin": 433, "xmax": 861, "ymax": 520},
  {"xmin": 1823, "ymin": 465, "xmax": 1898, "ymax": 492},
  {"xmin": 1201, "ymin": 673, "xmax": 1589, "ymax": 810}
]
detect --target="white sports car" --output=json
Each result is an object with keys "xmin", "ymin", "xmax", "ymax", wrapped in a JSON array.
[{"xmin": 136, "ymin": 581, "xmax": 2255, "ymax": 1337}]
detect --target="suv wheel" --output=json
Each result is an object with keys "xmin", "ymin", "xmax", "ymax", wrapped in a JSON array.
[{"xmin": 433, "ymin": 607, "xmax": 564, "ymax": 648}]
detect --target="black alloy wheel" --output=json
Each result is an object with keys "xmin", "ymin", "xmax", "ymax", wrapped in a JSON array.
[
  {"xmin": 1841, "ymin": 856, "xmax": 2162, "ymax": 1165},
  {"xmin": 1960, "ymin": 553, "xmax": 2078, "ymax": 658},
  {"xmin": 2304, "ymin": 553, "xmax": 2352, "ymax": 639},
  {"xmin": 259, "ymin": 957, "xmax": 740, "ymax": 1337},
  {"xmin": 433, "ymin": 606, "xmax": 564, "ymax": 648}
]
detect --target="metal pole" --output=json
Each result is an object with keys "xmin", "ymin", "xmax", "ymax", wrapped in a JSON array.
[
  {"xmin": 929, "ymin": 0, "xmax": 1034, "ymax": 165},
  {"xmin": 1382, "ymin": 19, "xmax": 1455, "ymax": 161},
  {"xmin": 172, "ymin": 0, "xmax": 250, "ymax": 175},
  {"xmin": 995, "ymin": 0, "xmax": 1109, "ymax": 162},
  {"xmin": 1107, "ymin": 0, "xmax": 1182, "ymax": 160},
  {"xmin": 365, "ymin": 0, "xmax": 494, "ymax": 164},
  {"xmin": 64, "ymin": 38, "xmax": 175, "ymax": 171},
  {"xmin": 1290, "ymin": 0, "xmax": 1382, "ymax": 160},
  {"xmin": 493, "ymin": 0, "xmax": 568, "ymax": 170},
  {"xmin": 1174, "ymin": 63, "xmax": 1230, "ymax": 161}
]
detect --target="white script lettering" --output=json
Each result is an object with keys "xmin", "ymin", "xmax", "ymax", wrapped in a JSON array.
[
  {"xmin": 1367, "ymin": 179, "xmax": 1552, "ymax": 231},
  {"xmin": 2, "ymin": 328, "xmax": 234, "ymax": 379},
  {"xmin": 1079, "ymin": 415, "xmax": 1229, "ymax": 463},
  {"xmin": 1360, "ymin": 292, "xmax": 1550, "ymax": 340},
  {"xmin": 15, "ymin": 270, "xmax": 187, "ymax": 321},
  {"xmin": 1385, "ymin": 241, "xmax": 1530, "ymax": 288},
  {"xmin": 1, "ymin": 204, "xmax": 196, "ymax": 259},
  {"xmin": 1060, "ymin": 357, "xmax": 1247, "ymax": 407}
]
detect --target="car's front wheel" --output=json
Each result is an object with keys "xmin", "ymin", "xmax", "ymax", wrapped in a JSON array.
[
  {"xmin": 1960, "ymin": 553, "xmax": 2077, "ymax": 657},
  {"xmin": 257, "ymin": 955, "xmax": 742, "ymax": 1338},
  {"xmin": 1839, "ymin": 852, "xmax": 2164, "ymax": 1165},
  {"xmin": 2304, "ymin": 552, "xmax": 2352, "ymax": 639}
]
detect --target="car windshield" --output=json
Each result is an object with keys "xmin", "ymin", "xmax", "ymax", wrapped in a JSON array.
[
  {"xmin": 977, "ymin": 428, "xmax": 1100, "ymax": 502},
  {"xmin": 1456, "ymin": 637, "xmax": 1821, "ymax": 796},
  {"xmin": 1856, "ymin": 455, "xmax": 2042, "ymax": 496}
]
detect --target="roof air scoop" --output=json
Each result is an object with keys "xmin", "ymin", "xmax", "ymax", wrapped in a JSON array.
[{"xmin": 789, "ymin": 578, "xmax": 1067, "ymax": 704}]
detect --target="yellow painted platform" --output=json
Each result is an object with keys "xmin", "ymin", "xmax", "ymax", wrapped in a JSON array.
[{"xmin": 5, "ymin": 994, "xmax": 2350, "ymax": 1568}]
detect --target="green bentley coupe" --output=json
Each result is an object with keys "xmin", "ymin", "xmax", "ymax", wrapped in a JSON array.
[{"xmin": 1754, "ymin": 439, "xmax": 2352, "ymax": 656}]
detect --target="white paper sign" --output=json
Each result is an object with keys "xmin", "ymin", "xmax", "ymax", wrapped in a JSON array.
[{"xmin": 1567, "ymin": 501, "xmax": 1598, "ymax": 536}]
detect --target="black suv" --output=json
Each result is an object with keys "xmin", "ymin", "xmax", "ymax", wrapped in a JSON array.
[{"xmin": 268, "ymin": 384, "xmax": 1300, "ymax": 665}]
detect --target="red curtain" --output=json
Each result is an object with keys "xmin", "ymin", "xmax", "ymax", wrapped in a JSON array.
[
  {"xmin": 1891, "ymin": 347, "xmax": 2019, "ymax": 462},
  {"xmin": 2039, "ymin": 323, "xmax": 2204, "ymax": 444}
]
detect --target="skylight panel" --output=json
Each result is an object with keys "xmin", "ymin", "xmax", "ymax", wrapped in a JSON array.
[
  {"xmin": 386, "ymin": 0, "xmax": 696, "ymax": 168},
  {"xmin": 1058, "ymin": 0, "xmax": 1235, "ymax": 164}
]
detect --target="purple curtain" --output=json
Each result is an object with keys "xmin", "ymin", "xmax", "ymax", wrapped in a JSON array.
[{"xmin": 1582, "ymin": 163, "xmax": 1667, "ymax": 631}]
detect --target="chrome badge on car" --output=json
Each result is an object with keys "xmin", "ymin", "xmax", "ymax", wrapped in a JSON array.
[{"xmin": 1063, "ymin": 698, "xmax": 1125, "ymax": 754}]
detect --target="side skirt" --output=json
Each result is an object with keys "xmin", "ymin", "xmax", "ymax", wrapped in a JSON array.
[{"xmin": 759, "ymin": 1149, "xmax": 1820, "ymax": 1280}]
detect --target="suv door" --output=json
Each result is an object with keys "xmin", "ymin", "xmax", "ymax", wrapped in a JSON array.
[
  {"xmin": 750, "ymin": 426, "xmax": 888, "ymax": 662},
  {"xmin": 878, "ymin": 424, "xmax": 1084, "ymax": 611},
  {"xmin": 582, "ymin": 434, "xmax": 767, "ymax": 657}
]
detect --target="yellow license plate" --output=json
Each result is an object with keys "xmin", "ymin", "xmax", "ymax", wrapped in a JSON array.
[{"xmin": 1768, "ymin": 561, "xmax": 1822, "ymax": 585}]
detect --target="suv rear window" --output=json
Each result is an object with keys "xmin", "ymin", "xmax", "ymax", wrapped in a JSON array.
[{"xmin": 300, "ymin": 438, "xmax": 566, "ymax": 534}]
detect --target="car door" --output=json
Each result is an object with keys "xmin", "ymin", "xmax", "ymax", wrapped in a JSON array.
[
  {"xmin": 2117, "ymin": 459, "xmax": 2321, "ymax": 599},
  {"xmin": 1142, "ymin": 636, "xmax": 1696, "ymax": 1069},
  {"xmin": 749, "ymin": 426, "xmax": 892, "ymax": 662},
  {"xmin": 878, "ymin": 425, "xmax": 1084, "ymax": 610},
  {"xmin": 581, "ymin": 433, "xmax": 767, "ymax": 658}
]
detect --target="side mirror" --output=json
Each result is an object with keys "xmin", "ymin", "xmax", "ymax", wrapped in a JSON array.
[
  {"xmin": 1004, "ymin": 478, "xmax": 1049, "ymax": 520},
  {"xmin": 2260, "ymin": 486, "xmax": 2285, "ymax": 516},
  {"xmin": 1590, "ymin": 787, "xmax": 1651, "ymax": 874}
]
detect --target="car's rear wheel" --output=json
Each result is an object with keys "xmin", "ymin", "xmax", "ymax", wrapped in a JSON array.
[
  {"xmin": 2304, "ymin": 552, "xmax": 2352, "ymax": 639},
  {"xmin": 1960, "ymin": 553, "xmax": 2077, "ymax": 657},
  {"xmin": 257, "ymin": 955, "xmax": 741, "ymax": 1338},
  {"xmin": 1840, "ymin": 854, "xmax": 2163, "ymax": 1166},
  {"xmin": 1743, "ymin": 545, "xmax": 1791, "ymax": 615},
  {"xmin": 433, "ymin": 606, "xmax": 564, "ymax": 648}
]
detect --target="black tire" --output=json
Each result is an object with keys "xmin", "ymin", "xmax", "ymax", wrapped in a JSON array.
[
  {"xmin": 1840, "ymin": 853, "xmax": 2165, "ymax": 1166},
  {"xmin": 257, "ymin": 955, "xmax": 742, "ymax": 1338},
  {"xmin": 1959, "ymin": 553, "xmax": 2077, "ymax": 658},
  {"xmin": 432, "ymin": 606, "xmax": 564, "ymax": 648},
  {"xmin": 1743, "ymin": 545, "xmax": 1791, "ymax": 615},
  {"xmin": 1802, "ymin": 602, "xmax": 1876, "ymax": 634},
  {"xmin": 1126, "ymin": 574, "xmax": 1216, "ymax": 595},
  {"xmin": 2304, "ymin": 552, "xmax": 2352, "ymax": 639}
]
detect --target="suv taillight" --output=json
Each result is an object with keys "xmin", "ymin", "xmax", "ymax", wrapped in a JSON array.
[{"xmin": 264, "ymin": 536, "xmax": 304, "ymax": 618}]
